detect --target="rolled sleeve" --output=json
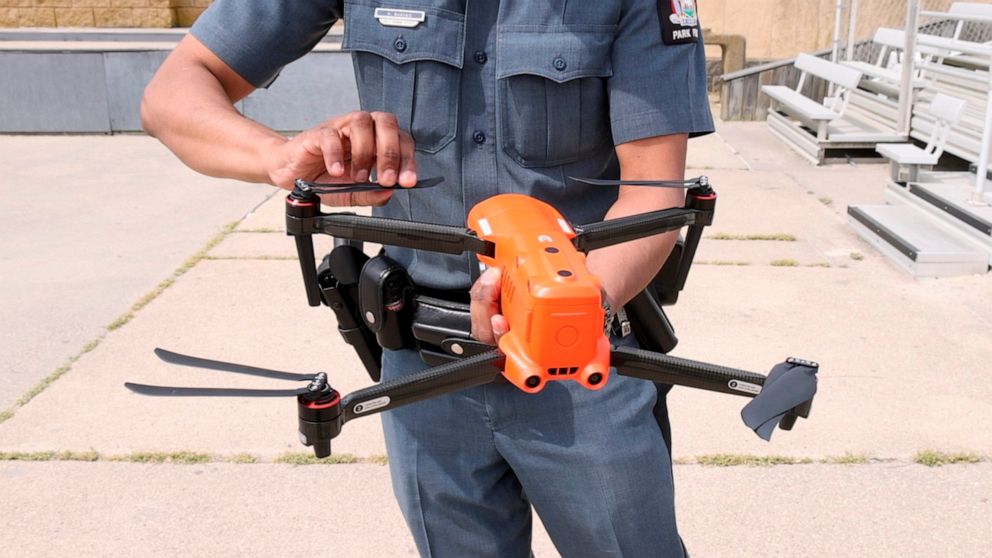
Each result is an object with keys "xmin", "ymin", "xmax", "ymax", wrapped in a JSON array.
[
  {"xmin": 190, "ymin": 0, "xmax": 343, "ymax": 88},
  {"xmin": 608, "ymin": 0, "xmax": 714, "ymax": 144}
]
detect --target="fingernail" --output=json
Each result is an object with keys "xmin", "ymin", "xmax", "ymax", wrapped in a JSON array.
[
  {"xmin": 399, "ymin": 171, "xmax": 417, "ymax": 186},
  {"xmin": 355, "ymin": 169, "xmax": 368, "ymax": 182},
  {"xmin": 381, "ymin": 169, "xmax": 397, "ymax": 185},
  {"xmin": 330, "ymin": 162, "xmax": 344, "ymax": 175}
]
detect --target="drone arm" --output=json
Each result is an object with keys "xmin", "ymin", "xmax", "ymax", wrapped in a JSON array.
[
  {"xmin": 572, "ymin": 207, "xmax": 700, "ymax": 253},
  {"xmin": 611, "ymin": 346, "xmax": 818, "ymax": 440},
  {"xmin": 311, "ymin": 213, "xmax": 493, "ymax": 257},
  {"xmin": 286, "ymin": 188, "xmax": 494, "ymax": 308},
  {"xmin": 339, "ymin": 349, "xmax": 504, "ymax": 424},
  {"xmin": 286, "ymin": 189, "xmax": 493, "ymax": 257},
  {"xmin": 611, "ymin": 345, "xmax": 767, "ymax": 396},
  {"xmin": 299, "ymin": 350, "xmax": 505, "ymax": 457}
]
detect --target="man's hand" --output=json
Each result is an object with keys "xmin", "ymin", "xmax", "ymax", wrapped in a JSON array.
[
  {"xmin": 469, "ymin": 267, "xmax": 509, "ymax": 346},
  {"xmin": 141, "ymin": 35, "xmax": 417, "ymax": 206},
  {"xmin": 265, "ymin": 111, "xmax": 419, "ymax": 207}
]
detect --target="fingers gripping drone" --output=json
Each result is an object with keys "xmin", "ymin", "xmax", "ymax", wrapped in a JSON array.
[{"xmin": 126, "ymin": 176, "xmax": 819, "ymax": 457}]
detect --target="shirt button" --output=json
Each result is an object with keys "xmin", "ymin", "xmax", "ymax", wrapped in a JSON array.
[
  {"xmin": 553, "ymin": 56, "xmax": 567, "ymax": 71},
  {"xmin": 474, "ymin": 50, "xmax": 488, "ymax": 64},
  {"xmin": 394, "ymin": 37, "xmax": 407, "ymax": 52},
  {"xmin": 472, "ymin": 130, "xmax": 486, "ymax": 144}
]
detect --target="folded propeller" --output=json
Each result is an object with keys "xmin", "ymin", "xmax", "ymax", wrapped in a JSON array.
[
  {"xmin": 124, "ymin": 348, "xmax": 331, "ymax": 399},
  {"xmin": 294, "ymin": 176, "xmax": 446, "ymax": 195}
]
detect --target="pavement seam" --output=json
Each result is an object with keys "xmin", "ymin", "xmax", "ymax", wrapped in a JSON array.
[
  {"xmin": 0, "ymin": 450, "xmax": 390, "ymax": 466},
  {"xmin": 202, "ymin": 254, "xmax": 298, "ymax": 261},
  {"xmin": 708, "ymin": 232, "xmax": 797, "ymax": 241},
  {"xmin": 0, "ymin": 221, "xmax": 240, "ymax": 426},
  {"xmin": 1, "ymin": 450, "xmax": 986, "ymax": 467}
]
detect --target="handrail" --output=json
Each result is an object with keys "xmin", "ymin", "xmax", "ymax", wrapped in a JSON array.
[
  {"xmin": 917, "ymin": 33, "xmax": 992, "ymax": 57},
  {"xmin": 720, "ymin": 47, "xmax": 834, "ymax": 82},
  {"xmin": 919, "ymin": 11, "xmax": 992, "ymax": 25}
]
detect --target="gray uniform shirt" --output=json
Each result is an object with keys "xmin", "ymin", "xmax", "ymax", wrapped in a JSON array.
[{"xmin": 192, "ymin": 0, "xmax": 714, "ymax": 290}]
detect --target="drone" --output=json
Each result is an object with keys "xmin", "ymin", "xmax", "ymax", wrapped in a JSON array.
[{"xmin": 126, "ymin": 176, "xmax": 819, "ymax": 458}]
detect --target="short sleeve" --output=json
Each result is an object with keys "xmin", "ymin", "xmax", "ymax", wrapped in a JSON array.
[
  {"xmin": 190, "ymin": 0, "xmax": 344, "ymax": 88},
  {"xmin": 608, "ymin": 0, "xmax": 715, "ymax": 144}
]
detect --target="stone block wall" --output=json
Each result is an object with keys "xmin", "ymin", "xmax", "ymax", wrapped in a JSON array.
[{"xmin": 0, "ymin": 0, "xmax": 211, "ymax": 28}]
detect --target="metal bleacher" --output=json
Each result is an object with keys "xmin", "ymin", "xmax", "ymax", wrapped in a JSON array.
[
  {"xmin": 762, "ymin": 50, "xmax": 905, "ymax": 165},
  {"xmin": 847, "ymin": 3, "xmax": 992, "ymax": 279}
]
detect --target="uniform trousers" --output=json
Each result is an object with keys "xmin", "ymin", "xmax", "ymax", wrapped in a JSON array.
[{"xmin": 380, "ymin": 335, "xmax": 685, "ymax": 557}]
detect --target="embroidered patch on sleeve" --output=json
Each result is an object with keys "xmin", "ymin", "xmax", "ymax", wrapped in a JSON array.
[{"xmin": 659, "ymin": 0, "xmax": 700, "ymax": 45}]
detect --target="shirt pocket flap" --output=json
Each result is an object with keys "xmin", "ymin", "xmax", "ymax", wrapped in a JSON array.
[
  {"xmin": 496, "ymin": 26, "xmax": 615, "ymax": 83},
  {"xmin": 342, "ymin": 1, "xmax": 466, "ymax": 68}
]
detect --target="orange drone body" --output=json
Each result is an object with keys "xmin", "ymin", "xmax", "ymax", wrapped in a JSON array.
[{"xmin": 467, "ymin": 194, "xmax": 611, "ymax": 393}]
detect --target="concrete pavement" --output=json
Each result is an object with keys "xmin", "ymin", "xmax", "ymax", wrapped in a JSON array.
[
  {"xmin": 1, "ymin": 123, "xmax": 990, "ymax": 556},
  {"xmin": 0, "ymin": 136, "xmax": 273, "ymax": 410}
]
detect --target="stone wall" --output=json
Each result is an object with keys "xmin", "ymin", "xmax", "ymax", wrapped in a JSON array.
[{"xmin": 0, "ymin": 0, "xmax": 210, "ymax": 28}]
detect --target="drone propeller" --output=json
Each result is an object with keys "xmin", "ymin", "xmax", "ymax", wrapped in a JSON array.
[
  {"xmin": 153, "ymin": 348, "xmax": 313, "ymax": 382},
  {"xmin": 124, "ymin": 383, "xmax": 312, "ymax": 398},
  {"xmin": 129, "ymin": 351, "xmax": 333, "ymax": 399},
  {"xmin": 295, "ymin": 176, "xmax": 445, "ymax": 194},
  {"xmin": 569, "ymin": 176, "xmax": 708, "ymax": 189}
]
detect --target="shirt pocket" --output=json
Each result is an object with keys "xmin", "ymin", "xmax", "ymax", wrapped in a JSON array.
[
  {"xmin": 496, "ymin": 26, "xmax": 615, "ymax": 168},
  {"xmin": 342, "ymin": 1, "xmax": 465, "ymax": 154}
]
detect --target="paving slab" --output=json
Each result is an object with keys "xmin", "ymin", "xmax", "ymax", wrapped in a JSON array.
[
  {"xmin": 2, "ymin": 461, "xmax": 988, "ymax": 558},
  {"xmin": 0, "ymin": 260, "xmax": 388, "ymax": 459},
  {"xmin": 665, "ymin": 265, "xmax": 992, "ymax": 459},
  {"xmin": 0, "ymin": 461, "xmax": 558, "ymax": 557},
  {"xmin": 676, "ymin": 462, "xmax": 992, "ymax": 558},
  {"xmin": 694, "ymin": 238, "xmax": 831, "ymax": 267},
  {"xmin": 686, "ymin": 131, "xmax": 751, "ymax": 171},
  {"xmin": 4, "ymin": 257, "xmax": 989, "ymax": 461},
  {"xmin": 0, "ymin": 136, "xmax": 273, "ymax": 410},
  {"xmin": 713, "ymin": 120, "xmax": 822, "ymax": 172},
  {"xmin": 208, "ymin": 231, "xmax": 335, "ymax": 260}
]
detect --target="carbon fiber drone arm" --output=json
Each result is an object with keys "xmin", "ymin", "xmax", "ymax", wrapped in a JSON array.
[
  {"xmin": 338, "ymin": 350, "xmax": 504, "ymax": 423},
  {"xmin": 611, "ymin": 346, "xmax": 768, "ymax": 395},
  {"xmin": 298, "ymin": 350, "xmax": 505, "ymax": 457},
  {"xmin": 285, "ymin": 186, "xmax": 494, "ymax": 307},
  {"xmin": 611, "ymin": 346, "xmax": 818, "ymax": 439},
  {"xmin": 572, "ymin": 207, "xmax": 702, "ymax": 252}
]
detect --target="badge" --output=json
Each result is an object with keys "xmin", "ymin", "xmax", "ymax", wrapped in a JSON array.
[
  {"xmin": 374, "ymin": 7, "xmax": 426, "ymax": 28},
  {"xmin": 659, "ymin": 0, "xmax": 700, "ymax": 45}
]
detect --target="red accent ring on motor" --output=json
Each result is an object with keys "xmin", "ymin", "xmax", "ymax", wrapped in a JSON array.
[
  {"xmin": 690, "ymin": 193, "xmax": 717, "ymax": 200},
  {"xmin": 287, "ymin": 196, "xmax": 315, "ymax": 208},
  {"xmin": 305, "ymin": 392, "xmax": 341, "ymax": 409}
]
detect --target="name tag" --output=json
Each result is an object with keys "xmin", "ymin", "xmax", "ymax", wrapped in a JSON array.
[{"xmin": 374, "ymin": 7, "xmax": 426, "ymax": 28}]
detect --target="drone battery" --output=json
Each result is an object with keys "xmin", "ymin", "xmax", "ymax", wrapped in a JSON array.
[{"xmin": 359, "ymin": 255, "xmax": 417, "ymax": 350}]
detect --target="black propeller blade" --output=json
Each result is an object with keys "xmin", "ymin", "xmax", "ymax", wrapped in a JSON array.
[
  {"xmin": 295, "ymin": 176, "xmax": 445, "ymax": 194},
  {"xmin": 125, "ymin": 383, "xmax": 311, "ymax": 398},
  {"xmin": 569, "ymin": 176, "xmax": 707, "ymax": 189},
  {"xmin": 153, "ymin": 348, "xmax": 313, "ymax": 382}
]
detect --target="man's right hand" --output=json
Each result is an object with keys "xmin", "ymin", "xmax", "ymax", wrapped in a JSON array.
[
  {"xmin": 142, "ymin": 35, "xmax": 417, "ymax": 207},
  {"xmin": 265, "ymin": 110, "xmax": 419, "ymax": 207}
]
